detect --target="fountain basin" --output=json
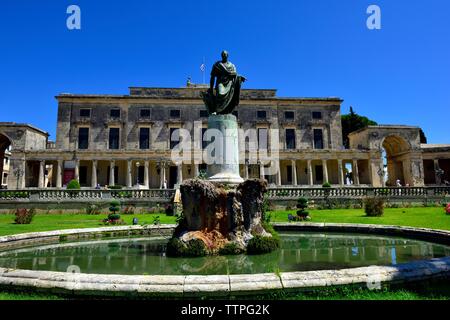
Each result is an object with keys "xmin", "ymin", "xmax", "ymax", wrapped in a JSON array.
[{"xmin": 0, "ymin": 223, "xmax": 450, "ymax": 297}]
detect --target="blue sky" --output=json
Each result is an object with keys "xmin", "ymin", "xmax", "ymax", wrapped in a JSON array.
[{"xmin": 1, "ymin": 0, "xmax": 449, "ymax": 143}]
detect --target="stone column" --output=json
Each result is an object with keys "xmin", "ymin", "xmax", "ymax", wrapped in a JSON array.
[
  {"xmin": 144, "ymin": 160, "xmax": 150, "ymax": 189},
  {"xmin": 244, "ymin": 161, "xmax": 249, "ymax": 180},
  {"xmin": 353, "ymin": 159, "xmax": 360, "ymax": 185},
  {"xmin": 177, "ymin": 164, "xmax": 183, "ymax": 185},
  {"xmin": 322, "ymin": 159, "xmax": 329, "ymax": 184},
  {"xmin": 276, "ymin": 161, "xmax": 281, "ymax": 186},
  {"xmin": 291, "ymin": 160, "xmax": 298, "ymax": 186},
  {"xmin": 74, "ymin": 160, "xmax": 80, "ymax": 181},
  {"xmin": 109, "ymin": 161, "xmax": 115, "ymax": 186},
  {"xmin": 307, "ymin": 160, "xmax": 313, "ymax": 186},
  {"xmin": 259, "ymin": 162, "xmax": 265, "ymax": 180},
  {"xmin": 193, "ymin": 164, "xmax": 199, "ymax": 178},
  {"xmin": 91, "ymin": 160, "xmax": 98, "ymax": 188},
  {"xmin": 337, "ymin": 159, "xmax": 344, "ymax": 186},
  {"xmin": 126, "ymin": 160, "xmax": 132, "ymax": 188},
  {"xmin": 160, "ymin": 162, "xmax": 166, "ymax": 189},
  {"xmin": 56, "ymin": 159, "xmax": 63, "ymax": 188},
  {"xmin": 38, "ymin": 160, "xmax": 45, "ymax": 188}
]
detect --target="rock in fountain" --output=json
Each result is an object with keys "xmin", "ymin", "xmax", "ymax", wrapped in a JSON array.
[{"xmin": 169, "ymin": 178, "xmax": 271, "ymax": 255}]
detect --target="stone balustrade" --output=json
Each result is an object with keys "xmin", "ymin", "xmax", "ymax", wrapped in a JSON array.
[{"xmin": 0, "ymin": 187, "xmax": 448, "ymax": 203}]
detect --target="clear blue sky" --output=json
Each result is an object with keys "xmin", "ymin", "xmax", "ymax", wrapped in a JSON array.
[{"xmin": 1, "ymin": 0, "xmax": 449, "ymax": 143}]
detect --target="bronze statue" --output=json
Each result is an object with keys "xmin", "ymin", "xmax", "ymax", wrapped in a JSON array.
[{"xmin": 201, "ymin": 51, "xmax": 246, "ymax": 115}]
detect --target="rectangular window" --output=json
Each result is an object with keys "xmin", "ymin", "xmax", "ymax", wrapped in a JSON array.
[
  {"xmin": 110, "ymin": 109, "xmax": 121, "ymax": 119},
  {"xmin": 80, "ymin": 109, "xmax": 91, "ymax": 118},
  {"xmin": 258, "ymin": 128, "xmax": 268, "ymax": 150},
  {"xmin": 140, "ymin": 109, "xmax": 150, "ymax": 118},
  {"xmin": 139, "ymin": 128, "xmax": 150, "ymax": 150},
  {"xmin": 285, "ymin": 111, "xmax": 295, "ymax": 120},
  {"xmin": 313, "ymin": 129, "xmax": 324, "ymax": 149},
  {"xmin": 170, "ymin": 128, "xmax": 179, "ymax": 149},
  {"xmin": 2, "ymin": 173, "xmax": 7, "ymax": 185},
  {"xmin": 170, "ymin": 110, "xmax": 181, "ymax": 119},
  {"xmin": 78, "ymin": 128, "xmax": 89, "ymax": 150},
  {"xmin": 109, "ymin": 128, "xmax": 120, "ymax": 150},
  {"xmin": 312, "ymin": 111, "xmax": 322, "ymax": 120},
  {"xmin": 257, "ymin": 110, "xmax": 267, "ymax": 120},
  {"xmin": 200, "ymin": 110, "xmax": 208, "ymax": 118},
  {"xmin": 286, "ymin": 129, "xmax": 296, "ymax": 150}
]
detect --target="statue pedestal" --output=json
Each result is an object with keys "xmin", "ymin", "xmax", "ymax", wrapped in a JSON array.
[{"xmin": 207, "ymin": 114, "xmax": 244, "ymax": 185}]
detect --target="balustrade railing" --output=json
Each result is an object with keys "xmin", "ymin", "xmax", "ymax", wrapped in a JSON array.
[{"xmin": 0, "ymin": 187, "xmax": 448, "ymax": 202}]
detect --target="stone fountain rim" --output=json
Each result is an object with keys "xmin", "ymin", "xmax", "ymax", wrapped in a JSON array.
[{"xmin": 0, "ymin": 223, "xmax": 449, "ymax": 298}]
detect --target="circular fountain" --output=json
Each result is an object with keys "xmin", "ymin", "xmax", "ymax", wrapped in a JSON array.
[{"xmin": 0, "ymin": 223, "xmax": 450, "ymax": 298}]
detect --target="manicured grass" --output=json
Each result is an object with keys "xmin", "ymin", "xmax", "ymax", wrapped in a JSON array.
[
  {"xmin": 270, "ymin": 207, "xmax": 450, "ymax": 231},
  {"xmin": 0, "ymin": 213, "xmax": 177, "ymax": 236}
]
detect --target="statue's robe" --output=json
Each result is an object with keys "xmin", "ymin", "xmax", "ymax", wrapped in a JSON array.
[{"xmin": 202, "ymin": 61, "xmax": 244, "ymax": 115}]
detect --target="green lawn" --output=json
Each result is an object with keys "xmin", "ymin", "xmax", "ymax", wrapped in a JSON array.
[
  {"xmin": 0, "ymin": 207, "xmax": 448, "ymax": 237},
  {"xmin": 270, "ymin": 207, "xmax": 450, "ymax": 231},
  {"xmin": 0, "ymin": 213, "xmax": 177, "ymax": 237}
]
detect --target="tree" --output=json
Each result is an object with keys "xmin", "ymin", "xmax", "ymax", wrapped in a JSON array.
[{"xmin": 341, "ymin": 107, "xmax": 378, "ymax": 149}]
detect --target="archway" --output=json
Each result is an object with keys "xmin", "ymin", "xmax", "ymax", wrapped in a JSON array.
[
  {"xmin": 381, "ymin": 135, "xmax": 411, "ymax": 186},
  {"xmin": 0, "ymin": 133, "xmax": 12, "ymax": 188}
]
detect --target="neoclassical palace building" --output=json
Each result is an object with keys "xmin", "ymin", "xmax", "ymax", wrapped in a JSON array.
[{"xmin": 1, "ymin": 85, "xmax": 449, "ymax": 190}]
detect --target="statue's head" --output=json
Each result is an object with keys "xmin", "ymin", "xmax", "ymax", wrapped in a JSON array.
[{"xmin": 221, "ymin": 50, "xmax": 229, "ymax": 62}]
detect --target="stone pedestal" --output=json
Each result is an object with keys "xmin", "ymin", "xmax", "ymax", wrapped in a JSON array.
[{"xmin": 206, "ymin": 114, "xmax": 244, "ymax": 184}]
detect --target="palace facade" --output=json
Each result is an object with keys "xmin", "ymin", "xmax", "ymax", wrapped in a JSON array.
[{"xmin": 1, "ymin": 85, "xmax": 449, "ymax": 190}]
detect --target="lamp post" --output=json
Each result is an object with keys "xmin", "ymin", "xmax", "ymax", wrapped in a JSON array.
[{"xmin": 136, "ymin": 162, "xmax": 140, "ymax": 186}]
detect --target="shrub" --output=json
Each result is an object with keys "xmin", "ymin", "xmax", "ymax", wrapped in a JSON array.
[
  {"xmin": 123, "ymin": 205, "xmax": 136, "ymax": 215},
  {"xmin": 108, "ymin": 185, "xmax": 123, "ymax": 190},
  {"xmin": 296, "ymin": 197, "xmax": 310, "ymax": 220},
  {"xmin": 322, "ymin": 182, "xmax": 332, "ymax": 188},
  {"xmin": 219, "ymin": 242, "xmax": 244, "ymax": 255},
  {"xmin": 86, "ymin": 204, "xmax": 101, "ymax": 215},
  {"xmin": 107, "ymin": 199, "xmax": 121, "ymax": 222},
  {"xmin": 108, "ymin": 213, "xmax": 121, "ymax": 221},
  {"xmin": 66, "ymin": 179, "xmax": 80, "ymax": 190},
  {"xmin": 247, "ymin": 235, "xmax": 280, "ymax": 255},
  {"xmin": 445, "ymin": 204, "xmax": 450, "ymax": 215},
  {"xmin": 166, "ymin": 238, "xmax": 207, "ymax": 257},
  {"xmin": 14, "ymin": 208, "xmax": 36, "ymax": 225},
  {"xmin": 165, "ymin": 203, "xmax": 174, "ymax": 216},
  {"xmin": 364, "ymin": 197, "xmax": 385, "ymax": 217},
  {"xmin": 166, "ymin": 238, "xmax": 186, "ymax": 257}
]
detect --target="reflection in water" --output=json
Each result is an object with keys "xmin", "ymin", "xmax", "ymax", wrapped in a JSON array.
[{"xmin": 0, "ymin": 233, "xmax": 449, "ymax": 276}]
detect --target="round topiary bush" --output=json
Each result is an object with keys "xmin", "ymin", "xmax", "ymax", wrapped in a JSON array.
[
  {"xmin": 247, "ymin": 235, "xmax": 280, "ymax": 255},
  {"xmin": 66, "ymin": 179, "xmax": 80, "ymax": 190},
  {"xmin": 364, "ymin": 197, "xmax": 385, "ymax": 217},
  {"xmin": 322, "ymin": 182, "xmax": 332, "ymax": 188}
]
